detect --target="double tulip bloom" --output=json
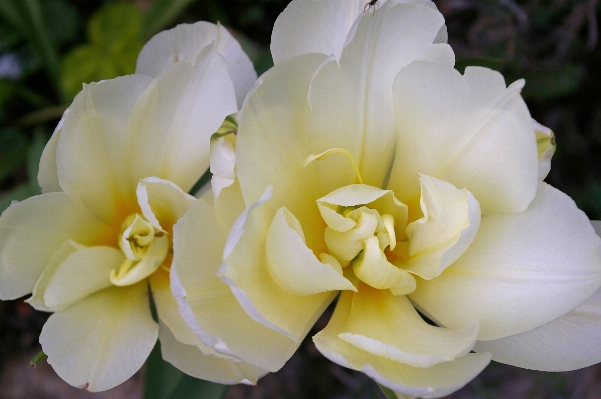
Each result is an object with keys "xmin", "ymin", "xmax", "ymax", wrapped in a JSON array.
[{"xmin": 1, "ymin": 0, "xmax": 601, "ymax": 397}]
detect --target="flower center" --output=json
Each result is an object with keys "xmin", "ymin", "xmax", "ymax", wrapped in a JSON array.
[
  {"xmin": 321, "ymin": 203, "xmax": 415, "ymax": 295},
  {"xmin": 109, "ymin": 213, "xmax": 169, "ymax": 286}
]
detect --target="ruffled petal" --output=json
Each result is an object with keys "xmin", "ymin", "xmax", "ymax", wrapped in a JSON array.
[
  {"xmin": 313, "ymin": 291, "xmax": 491, "ymax": 399},
  {"xmin": 271, "ymin": 0, "xmax": 365, "ymax": 64},
  {"xmin": 38, "ymin": 108, "xmax": 68, "ymax": 193},
  {"xmin": 56, "ymin": 75, "xmax": 153, "ymax": 223},
  {"xmin": 44, "ymin": 246, "xmax": 123, "ymax": 311},
  {"xmin": 339, "ymin": 284, "xmax": 479, "ymax": 368},
  {"xmin": 236, "ymin": 53, "xmax": 328, "ymax": 251},
  {"xmin": 129, "ymin": 46, "xmax": 237, "ymax": 194},
  {"xmin": 136, "ymin": 177, "xmax": 196, "ymax": 231},
  {"xmin": 266, "ymin": 207, "xmax": 356, "ymax": 295},
  {"xmin": 0, "ymin": 193, "xmax": 115, "ymax": 300},
  {"xmin": 306, "ymin": 1, "xmax": 445, "ymax": 190},
  {"xmin": 400, "ymin": 175, "xmax": 480, "ymax": 280},
  {"xmin": 474, "ymin": 287, "xmax": 601, "ymax": 371},
  {"xmin": 218, "ymin": 188, "xmax": 335, "ymax": 343},
  {"xmin": 172, "ymin": 197, "xmax": 300, "ymax": 372},
  {"xmin": 158, "ymin": 321, "xmax": 268, "ymax": 385},
  {"xmin": 389, "ymin": 62, "xmax": 538, "ymax": 214},
  {"xmin": 40, "ymin": 283, "xmax": 158, "ymax": 392},
  {"xmin": 136, "ymin": 22, "xmax": 256, "ymax": 108},
  {"xmin": 410, "ymin": 183, "xmax": 601, "ymax": 340}
]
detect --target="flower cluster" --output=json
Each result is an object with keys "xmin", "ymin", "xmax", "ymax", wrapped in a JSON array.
[{"xmin": 1, "ymin": 0, "xmax": 601, "ymax": 397}]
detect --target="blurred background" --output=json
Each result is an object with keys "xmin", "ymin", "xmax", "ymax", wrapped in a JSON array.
[{"xmin": 0, "ymin": 0, "xmax": 600, "ymax": 398}]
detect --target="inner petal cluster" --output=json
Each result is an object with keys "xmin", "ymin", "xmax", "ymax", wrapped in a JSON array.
[{"xmin": 110, "ymin": 213, "xmax": 169, "ymax": 286}]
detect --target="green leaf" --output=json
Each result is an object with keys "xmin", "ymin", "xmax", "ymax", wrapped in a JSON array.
[
  {"xmin": 378, "ymin": 383, "xmax": 398, "ymax": 399},
  {"xmin": 143, "ymin": 340, "xmax": 227, "ymax": 399},
  {"xmin": 88, "ymin": 2, "xmax": 142, "ymax": 53},
  {"xmin": 142, "ymin": 0, "xmax": 199, "ymax": 37},
  {"xmin": 0, "ymin": 128, "xmax": 28, "ymax": 183},
  {"xmin": 40, "ymin": 0, "xmax": 81, "ymax": 47}
]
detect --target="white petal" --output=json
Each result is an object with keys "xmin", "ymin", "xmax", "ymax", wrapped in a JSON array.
[
  {"xmin": 236, "ymin": 53, "xmax": 329, "ymax": 250},
  {"xmin": 389, "ymin": 63, "xmax": 538, "ymax": 215},
  {"xmin": 474, "ymin": 287, "xmax": 601, "ymax": 371},
  {"xmin": 172, "ymin": 197, "xmax": 300, "ymax": 372},
  {"xmin": 44, "ymin": 246, "xmax": 123, "ymax": 311},
  {"xmin": 306, "ymin": 1, "xmax": 445, "ymax": 190},
  {"xmin": 0, "ymin": 193, "xmax": 115, "ymax": 300},
  {"xmin": 266, "ymin": 207, "xmax": 356, "ymax": 295},
  {"xmin": 38, "ymin": 108, "xmax": 68, "ymax": 193},
  {"xmin": 40, "ymin": 283, "xmax": 158, "ymax": 392},
  {"xmin": 136, "ymin": 22, "xmax": 256, "ymax": 108},
  {"xmin": 210, "ymin": 135, "xmax": 236, "ymax": 201},
  {"xmin": 271, "ymin": 0, "xmax": 365, "ymax": 64},
  {"xmin": 56, "ymin": 75, "xmax": 153, "ymax": 223},
  {"xmin": 158, "ymin": 321, "xmax": 268, "ymax": 384},
  {"xmin": 410, "ymin": 183, "xmax": 601, "ymax": 340},
  {"xmin": 313, "ymin": 291, "xmax": 491, "ymax": 399},
  {"xmin": 218, "ymin": 188, "xmax": 336, "ymax": 343},
  {"xmin": 400, "ymin": 175, "xmax": 480, "ymax": 280},
  {"xmin": 129, "ymin": 46, "xmax": 237, "ymax": 193},
  {"xmin": 136, "ymin": 177, "xmax": 196, "ymax": 231}
]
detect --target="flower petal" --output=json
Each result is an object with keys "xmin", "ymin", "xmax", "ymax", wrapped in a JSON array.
[
  {"xmin": 236, "ymin": 53, "xmax": 328, "ymax": 250},
  {"xmin": 218, "ymin": 188, "xmax": 335, "ymax": 344},
  {"xmin": 534, "ymin": 119, "xmax": 556, "ymax": 181},
  {"xmin": 270, "ymin": 0, "xmax": 365, "ymax": 64},
  {"xmin": 389, "ymin": 62, "xmax": 538, "ymax": 214},
  {"xmin": 44, "ymin": 246, "xmax": 123, "ymax": 311},
  {"xmin": 306, "ymin": 1, "xmax": 445, "ymax": 190},
  {"xmin": 129, "ymin": 46, "xmax": 237, "ymax": 194},
  {"xmin": 136, "ymin": 177, "xmax": 196, "ymax": 231},
  {"xmin": 266, "ymin": 207, "xmax": 356, "ymax": 295},
  {"xmin": 40, "ymin": 283, "xmax": 158, "ymax": 392},
  {"xmin": 400, "ymin": 175, "xmax": 480, "ymax": 280},
  {"xmin": 338, "ymin": 284, "xmax": 478, "ymax": 368},
  {"xmin": 136, "ymin": 22, "xmax": 256, "ymax": 108},
  {"xmin": 158, "ymin": 321, "xmax": 268, "ymax": 385},
  {"xmin": 210, "ymin": 134, "xmax": 236, "ymax": 202},
  {"xmin": 0, "ymin": 192, "xmax": 115, "ymax": 300},
  {"xmin": 172, "ymin": 197, "xmax": 300, "ymax": 372},
  {"xmin": 473, "ymin": 287, "xmax": 601, "ymax": 371},
  {"xmin": 56, "ymin": 75, "xmax": 153, "ymax": 223},
  {"xmin": 410, "ymin": 182, "xmax": 601, "ymax": 340},
  {"xmin": 38, "ymin": 108, "xmax": 68, "ymax": 193},
  {"xmin": 313, "ymin": 291, "xmax": 491, "ymax": 399}
]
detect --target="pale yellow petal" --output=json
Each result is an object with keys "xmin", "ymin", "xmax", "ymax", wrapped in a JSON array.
[
  {"xmin": 306, "ymin": 1, "xmax": 445, "ymax": 190},
  {"xmin": 129, "ymin": 46, "xmax": 237, "ymax": 193},
  {"xmin": 0, "ymin": 193, "xmax": 116, "ymax": 300},
  {"xmin": 210, "ymin": 135, "xmax": 236, "ymax": 201},
  {"xmin": 136, "ymin": 22, "xmax": 256, "ymax": 108},
  {"xmin": 410, "ymin": 183, "xmax": 601, "ymax": 340},
  {"xmin": 38, "ymin": 108, "xmax": 68, "ymax": 193},
  {"xmin": 158, "ymin": 321, "xmax": 268, "ymax": 385},
  {"xmin": 313, "ymin": 291, "xmax": 491, "ymax": 399},
  {"xmin": 266, "ymin": 207, "xmax": 356, "ymax": 295},
  {"xmin": 172, "ymin": 197, "xmax": 301, "ymax": 372},
  {"xmin": 400, "ymin": 175, "xmax": 480, "ymax": 280},
  {"xmin": 389, "ymin": 63, "xmax": 538, "ymax": 214},
  {"xmin": 236, "ymin": 53, "xmax": 329, "ymax": 252},
  {"xmin": 339, "ymin": 284, "xmax": 478, "ymax": 368},
  {"xmin": 136, "ymin": 177, "xmax": 196, "ymax": 231},
  {"xmin": 40, "ymin": 283, "xmax": 158, "ymax": 392},
  {"xmin": 219, "ymin": 188, "xmax": 335, "ymax": 343},
  {"xmin": 534, "ymin": 119, "xmax": 556, "ymax": 181},
  {"xmin": 109, "ymin": 235, "xmax": 168, "ymax": 286},
  {"xmin": 56, "ymin": 75, "xmax": 153, "ymax": 223},
  {"xmin": 44, "ymin": 246, "xmax": 123, "ymax": 311}
]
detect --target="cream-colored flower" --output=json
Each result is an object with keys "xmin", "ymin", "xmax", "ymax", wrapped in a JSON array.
[
  {"xmin": 218, "ymin": 1, "xmax": 601, "ymax": 397},
  {"xmin": 0, "ymin": 22, "xmax": 265, "ymax": 391}
]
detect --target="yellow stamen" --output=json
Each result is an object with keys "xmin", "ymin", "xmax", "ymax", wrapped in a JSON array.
[{"xmin": 301, "ymin": 148, "xmax": 363, "ymax": 184}]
